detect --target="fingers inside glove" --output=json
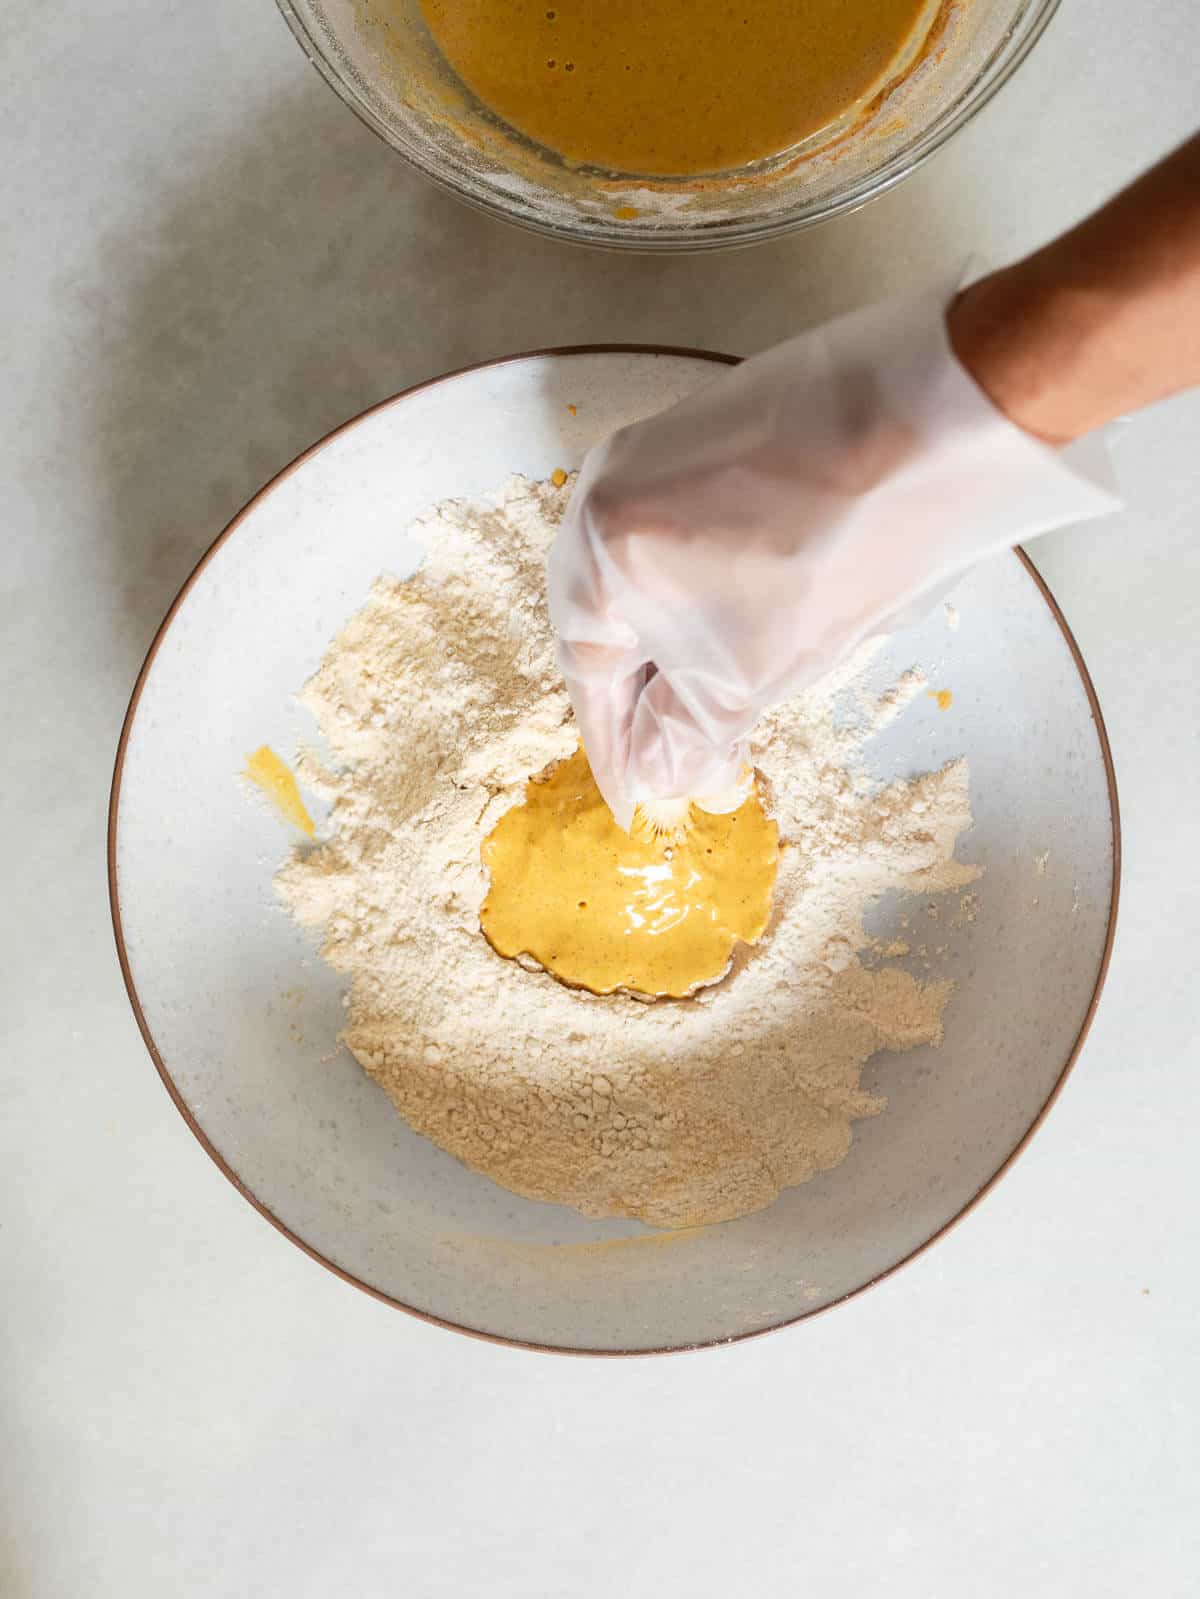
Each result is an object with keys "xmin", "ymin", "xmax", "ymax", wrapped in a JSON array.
[{"xmin": 627, "ymin": 669, "xmax": 748, "ymax": 813}]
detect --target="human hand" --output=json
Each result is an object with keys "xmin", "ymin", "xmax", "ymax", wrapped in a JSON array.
[{"xmin": 548, "ymin": 289, "xmax": 1117, "ymax": 828}]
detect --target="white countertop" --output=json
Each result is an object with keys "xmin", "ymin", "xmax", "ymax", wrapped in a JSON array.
[{"xmin": 5, "ymin": 3, "xmax": 1198, "ymax": 1593}]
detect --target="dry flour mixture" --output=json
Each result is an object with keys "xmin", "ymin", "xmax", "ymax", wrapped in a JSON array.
[{"xmin": 277, "ymin": 475, "xmax": 979, "ymax": 1228}]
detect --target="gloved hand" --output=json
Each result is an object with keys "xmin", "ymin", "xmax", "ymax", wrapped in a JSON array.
[{"xmin": 547, "ymin": 287, "xmax": 1119, "ymax": 830}]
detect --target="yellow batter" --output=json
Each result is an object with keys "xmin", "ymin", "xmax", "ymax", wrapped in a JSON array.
[
  {"xmin": 480, "ymin": 747, "xmax": 779, "ymax": 998},
  {"xmin": 420, "ymin": 0, "xmax": 935, "ymax": 175},
  {"xmin": 244, "ymin": 746, "xmax": 316, "ymax": 838}
]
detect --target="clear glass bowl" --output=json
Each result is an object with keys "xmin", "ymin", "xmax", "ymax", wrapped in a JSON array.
[{"xmin": 275, "ymin": 0, "xmax": 1060, "ymax": 251}]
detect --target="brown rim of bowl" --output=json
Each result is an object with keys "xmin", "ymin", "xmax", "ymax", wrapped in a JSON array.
[{"xmin": 108, "ymin": 344, "xmax": 1121, "ymax": 1358}]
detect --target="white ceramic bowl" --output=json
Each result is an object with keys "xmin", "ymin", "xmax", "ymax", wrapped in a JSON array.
[{"xmin": 110, "ymin": 348, "xmax": 1118, "ymax": 1353}]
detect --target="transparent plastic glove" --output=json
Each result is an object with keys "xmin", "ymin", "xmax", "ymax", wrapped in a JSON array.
[{"xmin": 547, "ymin": 287, "xmax": 1120, "ymax": 829}]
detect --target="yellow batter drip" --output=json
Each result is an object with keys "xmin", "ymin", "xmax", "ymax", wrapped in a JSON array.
[
  {"xmin": 244, "ymin": 746, "xmax": 316, "ymax": 838},
  {"xmin": 480, "ymin": 747, "xmax": 779, "ymax": 998}
]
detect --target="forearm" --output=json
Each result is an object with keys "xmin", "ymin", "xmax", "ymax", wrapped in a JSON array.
[{"xmin": 948, "ymin": 132, "xmax": 1200, "ymax": 443}]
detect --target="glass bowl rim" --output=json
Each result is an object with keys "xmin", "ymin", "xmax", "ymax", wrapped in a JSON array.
[{"xmin": 272, "ymin": 0, "xmax": 1062, "ymax": 252}]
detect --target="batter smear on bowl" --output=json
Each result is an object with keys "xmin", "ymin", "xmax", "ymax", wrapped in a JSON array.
[
  {"xmin": 419, "ymin": 0, "xmax": 941, "ymax": 174},
  {"xmin": 275, "ymin": 474, "xmax": 980, "ymax": 1229}
]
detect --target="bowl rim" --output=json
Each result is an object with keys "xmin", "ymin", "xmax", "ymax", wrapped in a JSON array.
[
  {"xmin": 108, "ymin": 344, "xmax": 1121, "ymax": 1356},
  {"xmin": 272, "ymin": 0, "xmax": 1063, "ymax": 251}
]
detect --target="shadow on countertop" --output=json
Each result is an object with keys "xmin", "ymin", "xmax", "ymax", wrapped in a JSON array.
[{"xmin": 66, "ymin": 75, "xmax": 965, "ymax": 681}]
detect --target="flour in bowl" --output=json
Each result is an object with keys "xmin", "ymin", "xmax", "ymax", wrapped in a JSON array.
[{"xmin": 277, "ymin": 475, "xmax": 979, "ymax": 1228}]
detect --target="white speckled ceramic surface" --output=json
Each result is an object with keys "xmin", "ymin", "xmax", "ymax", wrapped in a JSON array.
[{"xmin": 110, "ymin": 349, "xmax": 1117, "ymax": 1353}]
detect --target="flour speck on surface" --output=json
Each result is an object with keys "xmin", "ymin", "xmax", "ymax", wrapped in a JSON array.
[{"xmin": 277, "ymin": 475, "xmax": 979, "ymax": 1228}]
